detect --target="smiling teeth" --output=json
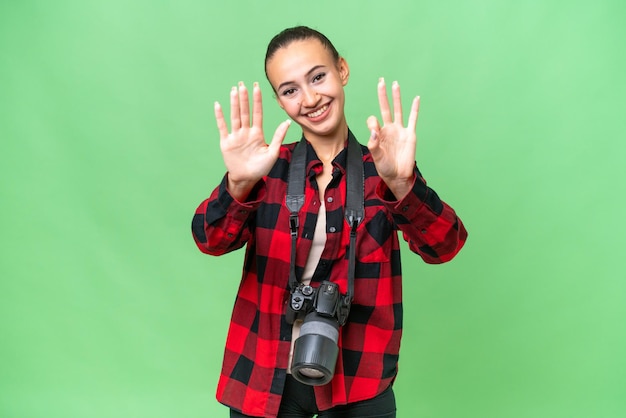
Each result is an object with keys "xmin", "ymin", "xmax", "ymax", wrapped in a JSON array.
[{"xmin": 307, "ymin": 105, "xmax": 328, "ymax": 118}]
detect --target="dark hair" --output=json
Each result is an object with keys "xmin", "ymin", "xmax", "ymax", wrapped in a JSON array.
[{"xmin": 264, "ymin": 26, "xmax": 340, "ymax": 80}]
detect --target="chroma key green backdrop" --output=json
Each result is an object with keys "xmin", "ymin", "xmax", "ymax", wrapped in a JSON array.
[{"xmin": 1, "ymin": 1, "xmax": 625, "ymax": 417}]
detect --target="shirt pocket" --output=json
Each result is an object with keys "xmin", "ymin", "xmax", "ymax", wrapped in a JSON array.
[{"xmin": 356, "ymin": 207, "xmax": 393, "ymax": 264}]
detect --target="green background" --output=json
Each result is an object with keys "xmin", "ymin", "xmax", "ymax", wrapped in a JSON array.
[{"xmin": 1, "ymin": 1, "xmax": 625, "ymax": 417}]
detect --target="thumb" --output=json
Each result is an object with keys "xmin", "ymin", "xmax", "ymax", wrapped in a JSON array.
[
  {"xmin": 366, "ymin": 115, "xmax": 381, "ymax": 150},
  {"xmin": 268, "ymin": 119, "xmax": 292, "ymax": 154},
  {"xmin": 366, "ymin": 115, "xmax": 380, "ymax": 132}
]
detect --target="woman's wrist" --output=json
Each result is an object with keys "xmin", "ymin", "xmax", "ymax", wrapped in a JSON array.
[
  {"xmin": 382, "ymin": 175, "xmax": 415, "ymax": 201},
  {"xmin": 227, "ymin": 176, "xmax": 259, "ymax": 202}
]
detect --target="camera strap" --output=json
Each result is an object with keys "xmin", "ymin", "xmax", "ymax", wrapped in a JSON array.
[{"xmin": 286, "ymin": 135, "xmax": 364, "ymax": 303}]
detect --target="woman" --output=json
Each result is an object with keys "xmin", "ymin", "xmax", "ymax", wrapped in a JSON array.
[{"xmin": 192, "ymin": 26, "xmax": 467, "ymax": 418}]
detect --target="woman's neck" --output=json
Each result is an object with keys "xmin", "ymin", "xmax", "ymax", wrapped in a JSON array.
[{"xmin": 305, "ymin": 122, "xmax": 348, "ymax": 164}]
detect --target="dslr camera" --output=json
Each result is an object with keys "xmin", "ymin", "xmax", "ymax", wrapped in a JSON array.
[{"xmin": 286, "ymin": 280, "xmax": 351, "ymax": 386}]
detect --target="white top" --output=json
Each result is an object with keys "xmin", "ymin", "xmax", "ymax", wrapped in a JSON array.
[{"xmin": 287, "ymin": 202, "xmax": 326, "ymax": 373}]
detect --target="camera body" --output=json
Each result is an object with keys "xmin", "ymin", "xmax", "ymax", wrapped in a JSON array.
[
  {"xmin": 286, "ymin": 280, "xmax": 350, "ymax": 326},
  {"xmin": 286, "ymin": 281, "xmax": 351, "ymax": 386}
]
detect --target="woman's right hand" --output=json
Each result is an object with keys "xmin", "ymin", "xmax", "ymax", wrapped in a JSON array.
[{"xmin": 214, "ymin": 81, "xmax": 291, "ymax": 200}]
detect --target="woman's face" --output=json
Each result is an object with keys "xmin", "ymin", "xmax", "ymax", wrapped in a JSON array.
[{"xmin": 266, "ymin": 38, "xmax": 350, "ymax": 141}]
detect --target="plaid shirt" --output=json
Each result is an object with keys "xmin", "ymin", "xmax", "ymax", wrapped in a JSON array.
[{"xmin": 191, "ymin": 130, "xmax": 467, "ymax": 417}]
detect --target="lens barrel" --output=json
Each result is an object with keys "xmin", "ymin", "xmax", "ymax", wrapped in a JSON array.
[{"xmin": 291, "ymin": 312, "xmax": 340, "ymax": 385}]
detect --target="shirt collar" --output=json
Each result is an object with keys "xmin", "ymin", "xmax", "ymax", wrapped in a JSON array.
[{"xmin": 302, "ymin": 129, "xmax": 356, "ymax": 175}]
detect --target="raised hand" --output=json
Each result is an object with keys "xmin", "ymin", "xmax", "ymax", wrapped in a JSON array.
[
  {"xmin": 366, "ymin": 78, "xmax": 420, "ymax": 200},
  {"xmin": 214, "ymin": 81, "xmax": 291, "ymax": 200}
]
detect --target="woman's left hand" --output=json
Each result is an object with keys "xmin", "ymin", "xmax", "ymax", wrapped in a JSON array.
[{"xmin": 367, "ymin": 78, "xmax": 420, "ymax": 200}]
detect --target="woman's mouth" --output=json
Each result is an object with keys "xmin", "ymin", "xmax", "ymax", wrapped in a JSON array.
[{"xmin": 306, "ymin": 104, "xmax": 330, "ymax": 119}]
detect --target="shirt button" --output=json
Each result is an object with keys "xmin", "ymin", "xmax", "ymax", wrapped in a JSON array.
[
  {"xmin": 329, "ymin": 226, "xmax": 336, "ymax": 233},
  {"xmin": 327, "ymin": 197, "xmax": 334, "ymax": 203},
  {"xmin": 421, "ymin": 229, "xmax": 427, "ymax": 234},
  {"xmin": 402, "ymin": 206, "xmax": 409, "ymax": 212}
]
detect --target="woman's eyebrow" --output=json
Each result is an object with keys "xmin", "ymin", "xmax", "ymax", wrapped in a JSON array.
[{"xmin": 277, "ymin": 65, "xmax": 327, "ymax": 91}]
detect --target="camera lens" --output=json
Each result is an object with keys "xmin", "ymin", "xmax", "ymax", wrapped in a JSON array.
[{"xmin": 291, "ymin": 312, "xmax": 340, "ymax": 386}]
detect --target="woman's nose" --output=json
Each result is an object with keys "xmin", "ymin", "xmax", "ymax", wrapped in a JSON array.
[{"xmin": 301, "ymin": 88, "xmax": 320, "ymax": 107}]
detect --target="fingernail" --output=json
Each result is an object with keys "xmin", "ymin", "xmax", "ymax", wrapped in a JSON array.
[
  {"xmin": 253, "ymin": 82, "xmax": 259, "ymax": 88},
  {"xmin": 379, "ymin": 77, "xmax": 385, "ymax": 84},
  {"xmin": 370, "ymin": 130, "xmax": 378, "ymax": 140},
  {"xmin": 286, "ymin": 119, "xmax": 292, "ymax": 125},
  {"xmin": 393, "ymin": 80, "xmax": 399, "ymax": 87}
]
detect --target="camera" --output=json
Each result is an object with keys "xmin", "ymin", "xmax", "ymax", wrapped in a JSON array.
[{"xmin": 286, "ymin": 280, "xmax": 351, "ymax": 386}]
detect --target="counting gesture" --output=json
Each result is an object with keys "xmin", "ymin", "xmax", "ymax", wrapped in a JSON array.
[
  {"xmin": 367, "ymin": 78, "xmax": 420, "ymax": 199},
  {"xmin": 214, "ymin": 82, "xmax": 291, "ymax": 199}
]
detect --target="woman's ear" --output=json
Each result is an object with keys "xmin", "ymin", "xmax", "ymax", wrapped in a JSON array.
[{"xmin": 338, "ymin": 57, "xmax": 350, "ymax": 86}]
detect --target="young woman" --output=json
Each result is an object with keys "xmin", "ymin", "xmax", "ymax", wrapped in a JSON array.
[{"xmin": 192, "ymin": 26, "xmax": 467, "ymax": 418}]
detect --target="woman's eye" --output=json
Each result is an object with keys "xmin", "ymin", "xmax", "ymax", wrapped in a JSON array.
[
  {"xmin": 313, "ymin": 73, "xmax": 326, "ymax": 82},
  {"xmin": 282, "ymin": 88, "xmax": 296, "ymax": 96}
]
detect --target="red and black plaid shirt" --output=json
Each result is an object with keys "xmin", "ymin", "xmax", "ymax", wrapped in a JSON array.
[{"xmin": 192, "ymin": 131, "xmax": 467, "ymax": 417}]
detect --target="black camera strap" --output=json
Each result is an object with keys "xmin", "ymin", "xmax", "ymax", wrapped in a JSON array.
[{"xmin": 286, "ymin": 135, "xmax": 364, "ymax": 303}]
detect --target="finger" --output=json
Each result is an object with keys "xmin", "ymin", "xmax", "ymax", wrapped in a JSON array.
[
  {"xmin": 214, "ymin": 101, "xmax": 229, "ymax": 140},
  {"xmin": 392, "ymin": 81, "xmax": 403, "ymax": 124},
  {"xmin": 268, "ymin": 119, "xmax": 291, "ymax": 155},
  {"xmin": 251, "ymin": 82, "xmax": 263, "ymax": 130},
  {"xmin": 377, "ymin": 78, "xmax": 392, "ymax": 125},
  {"xmin": 230, "ymin": 86, "xmax": 241, "ymax": 130},
  {"xmin": 407, "ymin": 96, "xmax": 420, "ymax": 132},
  {"xmin": 238, "ymin": 82, "xmax": 250, "ymax": 127}
]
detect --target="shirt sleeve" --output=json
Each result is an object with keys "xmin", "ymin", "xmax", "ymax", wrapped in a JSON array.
[
  {"xmin": 191, "ymin": 174, "xmax": 266, "ymax": 256},
  {"xmin": 376, "ymin": 166, "xmax": 468, "ymax": 263}
]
